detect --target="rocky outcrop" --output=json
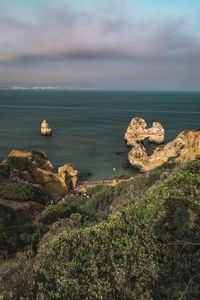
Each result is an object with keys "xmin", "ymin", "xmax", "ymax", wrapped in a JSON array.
[
  {"xmin": 58, "ymin": 164, "xmax": 78, "ymax": 190},
  {"xmin": 41, "ymin": 120, "xmax": 52, "ymax": 136},
  {"xmin": 3, "ymin": 150, "xmax": 78, "ymax": 201},
  {"xmin": 128, "ymin": 130, "xmax": 200, "ymax": 172},
  {"xmin": 124, "ymin": 117, "xmax": 165, "ymax": 146}
]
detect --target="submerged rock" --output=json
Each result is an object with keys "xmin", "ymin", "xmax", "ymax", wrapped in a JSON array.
[
  {"xmin": 3, "ymin": 150, "xmax": 78, "ymax": 201},
  {"xmin": 41, "ymin": 119, "xmax": 52, "ymax": 136},
  {"xmin": 124, "ymin": 117, "xmax": 165, "ymax": 146}
]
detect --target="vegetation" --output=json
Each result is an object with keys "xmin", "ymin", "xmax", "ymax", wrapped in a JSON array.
[
  {"xmin": 0, "ymin": 224, "xmax": 48, "ymax": 257},
  {"xmin": 0, "ymin": 204, "xmax": 15, "ymax": 227},
  {"xmin": 0, "ymin": 158, "xmax": 200, "ymax": 299},
  {"xmin": 0, "ymin": 182, "xmax": 46, "ymax": 205},
  {"xmin": 37, "ymin": 185, "xmax": 116, "ymax": 226},
  {"xmin": 36, "ymin": 196, "xmax": 84, "ymax": 225},
  {"xmin": 6, "ymin": 156, "xmax": 29, "ymax": 171},
  {"xmin": 0, "ymin": 163, "xmax": 10, "ymax": 179}
]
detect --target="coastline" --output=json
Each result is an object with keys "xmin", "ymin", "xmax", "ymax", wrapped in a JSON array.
[{"xmin": 75, "ymin": 175, "xmax": 135, "ymax": 194}]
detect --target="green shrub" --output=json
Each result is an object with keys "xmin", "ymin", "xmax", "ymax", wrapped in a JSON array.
[
  {"xmin": 0, "ymin": 250, "xmax": 36, "ymax": 299},
  {"xmin": 184, "ymin": 156, "xmax": 200, "ymax": 174},
  {"xmin": 37, "ymin": 187, "xmax": 116, "ymax": 226},
  {"xmin": 84, "ymin": 185, "xmax": 115, "ymax": 220},
  {"xmin": 0, "ymin": 224, "xmax": 48, "ymax": 256},
  {"xmin": 150, "ymin": 171, "xmax": 200, "ymax": 200},
  {"xmin": 0, "ymin": 163, "xmax": 10, "ymax": 179},
  {"xmin": 33, "ymin": 196, "xmax": 160, "ymax": 300},
  {"xmin": 29, "ymin": 163, "xmax": 200, "ymax": 299},
  {"xmin": 0, "ymin": 204, "xmax": 15, "ymax": 227},
  {"xmin": 1, "ymin": 158, "xmax": 200, "ymax": 299},
  {"xmin": 0, "ymin": 182, "xmax": 46, "ymax": 205},
  {"xmin": 6, "ymin": 156, "xmax": 29, "ymax": 171},
  {"xmin": 37, "ymin": 196, "xmax": 84, "ymax": 225}
]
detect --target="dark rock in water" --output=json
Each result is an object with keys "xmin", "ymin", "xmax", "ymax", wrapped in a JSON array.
[
  {"xmin": 115, "ymin": 150, "xmax": 126, "ymax": 155},
  {"xmin": 78, "ymin": 171, "xmax": 93, "ymax": 181},
  {"xmin": 120, "ymin": 159, "xmax": 133, "ymax": 169}
]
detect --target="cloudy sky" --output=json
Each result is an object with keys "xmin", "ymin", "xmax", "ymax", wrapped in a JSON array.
[{"xmin": 0, "ymin": 0, "xmax": 200, "ymax": 90}]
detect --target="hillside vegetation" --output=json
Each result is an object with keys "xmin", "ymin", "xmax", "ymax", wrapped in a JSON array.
[{"xmin": 0, "ymin": 158, "xmax": 200, "ymax": 299}]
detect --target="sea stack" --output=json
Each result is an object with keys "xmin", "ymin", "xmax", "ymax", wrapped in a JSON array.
[
  {"xmin": 124, "ymin": 117, "xmax": 165, "ymax": 146},
  {"xmin": 124, "ymin": 117, "xmax": 200, "ymax": 172},
  {"xmin": 41, "ymin": 119, "xmax": 52, "ymax": 136}
]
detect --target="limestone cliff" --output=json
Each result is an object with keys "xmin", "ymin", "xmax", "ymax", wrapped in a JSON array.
[
  {"xmin": 128, "ymin": 130, "xmax": 200, "ymax": 172},
  {"xmin": 3, "ymin": 150, "xmax": 78, "ymax": 201},
  {"xmin": 41, "ymin": 120, "xmax": 52, "ymax": 136},
  {"xmin": 124, "ymin": 117, "xmax": 165, "ymax": 146}
]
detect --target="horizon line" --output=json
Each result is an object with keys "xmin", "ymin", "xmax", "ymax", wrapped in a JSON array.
[{"xmin": 0, "ymin": 86, "xmax": 200, "ymax": 93}]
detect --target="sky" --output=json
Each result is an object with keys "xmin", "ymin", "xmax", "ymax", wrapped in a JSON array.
[{"xmin": 0, "ymin": 0, "xmax": 200, "ymax": 90}]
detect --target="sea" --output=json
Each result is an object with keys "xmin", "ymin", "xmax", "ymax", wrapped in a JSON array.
[{"xmin": 0, "ymin": 90, "xmax": 199, "ymax": 181}]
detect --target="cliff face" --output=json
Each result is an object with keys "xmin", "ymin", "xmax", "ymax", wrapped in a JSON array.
[
  {"xmin": 125, "ymin": 117, "xmax": 200, "ymax": 172},
  {"xmin": 124, "ymin": 117, "xmax": 165, "ymax": 146},
  {"xmin": 3, "ymin": 150, "xmax": 78, "ymax": 201}
]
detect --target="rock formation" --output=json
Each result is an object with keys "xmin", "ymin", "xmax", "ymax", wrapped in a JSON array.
[
  {"xmin": 41, "ymin": 120, "xmax": 52, "ymax": 136},
  {"xmin": 3, "ymin": 150, "xmax": 78, "ymax": 201},
  {"xmin": 124, "ymin": 117, "xmax": 165, "ymax": 146},
  {"xmin": 125, "ymin": 119, "xmax": 200, "ymax": 172},
  {"xmin": 58, "ymin": 164, "xmax": 78, "ymax": 190}
]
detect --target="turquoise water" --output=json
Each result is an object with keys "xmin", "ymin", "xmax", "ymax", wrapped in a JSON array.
[{"xmin": 0, "ymin": 90, "xmax": 199, "ymax": 180}]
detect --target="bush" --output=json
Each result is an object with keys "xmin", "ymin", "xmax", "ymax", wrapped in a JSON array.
[
  {"xmin": 84, "ymin": 185, "xmax": 115, "ymax": 220},
  {"xmin": 0, "ymin": 204, "xmax": 15, "ymax": 227},
  {"xmin": 32, "ymin": 197, "xmax": 160, "ymax": 300},
  {"xmin": 147, "ymin": 167, "xmax": 200, "ymax": 299},
  {"xmin": 0, "ymin": 163, "xmax": 10, "ymax": 179},
  {"xmin": 6, "ymin": 156, "xmax": 29, "ymax": 171},
  {"xmin": 1, "ymin": 158, "xmax": 200, "ymax": 299},
  {"xmin": 37, "ymin": 186, "xmax": 116, "ymax": 226},
  {"xmin": 28, "ymin": 162, "xmax": 200, "ymax": 299},
  {"xmin": 37, "ymin": 196, "xmax": 84, "ymax": 225},
  {"xmin": 0, "ymin": 250, "xmax": 36, "ymax": 299},
  {"xmin": 0, "ymin": 182, "xmax": 46, "ymax": 205},
  {"xmin": 184, "ymin": 156, "xmax": 200, "ymax": 174},
  {"xmin": 150, "ymin": 171, "xmax": 200, "ymax": 200},
  {"xmin": 0, "ymin": 224, "xmax": 48, "ymax": 256}
]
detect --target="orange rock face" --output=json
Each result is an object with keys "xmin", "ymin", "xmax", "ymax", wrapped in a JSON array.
[
  {"xmin": 4, "ymin": 150, "xmax": 78, "ymax": 201},
  {"xmin": 125, "ymin": 117, "xmax": 200, "ymax": 172},
  {"xmin": 124, "ymin": 117, "xmax": 165, "ymax": 146}
]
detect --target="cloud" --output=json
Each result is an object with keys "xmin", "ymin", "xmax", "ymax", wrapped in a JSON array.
[
  {"xmin": 0, "ymin": 2, "xmax": 199, "ymax": 66},
  {"xmin": 0, "ymin": 1, "xmax": 200, "ymax": 89}
]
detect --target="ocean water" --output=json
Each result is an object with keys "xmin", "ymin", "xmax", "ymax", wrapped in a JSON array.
[{"xmin": 0, "ymin": 90, "xmax": 199, "ymax": 181}]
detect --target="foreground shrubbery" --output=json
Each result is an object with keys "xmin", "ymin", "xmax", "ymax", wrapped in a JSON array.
[
  {"xmin": 0, "ymin": 158, "xmax": 200, "ymax": 299},
  {"xmin": 0, "ymin": 182, "xmax": 46, "ymax": 205},
  {"xmin": 0, "ymin": 163, "xmax": 10, "ymax": 179},
  {"xmin": 37, "ymin": 173, "xmax": 165, "ymax": 227},
  {"xmin": 0, "ymin": 224, "xmax": 48, "ymax": 256},
  {"xmin": 37, "ymin": 185, "xmax": 116, "ymax": 226},
  {"xmin": 0, "ymin": 204, "xmax": 15, "ymax": 227}
]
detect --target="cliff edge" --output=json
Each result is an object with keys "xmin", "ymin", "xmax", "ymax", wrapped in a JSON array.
[{"xmin": 2, "ymin": 149, "xmax": 78, "ymax": 200}]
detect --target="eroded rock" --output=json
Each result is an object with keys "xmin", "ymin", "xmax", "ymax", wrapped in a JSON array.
[
  {"xmin": 3, "ymin": 150, "xmax": 78, "ymax": 201},
  {"xmin": 128, "ymin": 130, "xmax": 200, "ymax": 172},
  {"xmin": 41, "ymin": 119, "xmax": 52, "ymax": 136},
  {"xmin": 124, "ymin": 117, "xmax": 165, "ymax": 146}
]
